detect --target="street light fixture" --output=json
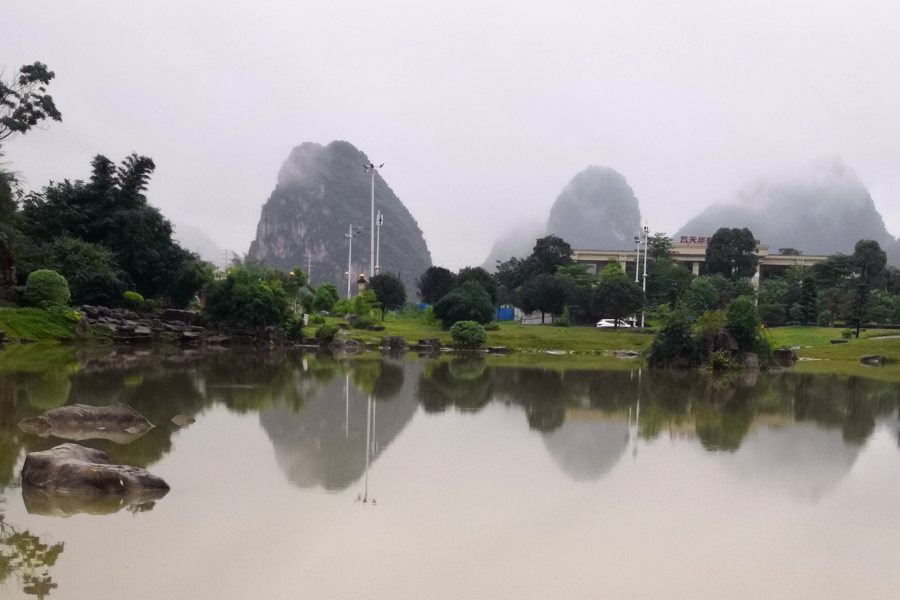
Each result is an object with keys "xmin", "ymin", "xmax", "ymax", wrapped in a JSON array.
[
  {"xmin": 375, "ymin": 210, "xmax": 384, "ymax": 275},
  {"xmin": 364, "ymin": 162, "xmax": 383, "ymax": 279},
  {"xmin": 345, "ymin": 224, "xmax": 363, "ymax": 299}
]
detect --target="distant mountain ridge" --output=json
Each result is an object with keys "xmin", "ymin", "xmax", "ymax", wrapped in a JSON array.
[
  {"xmin": 676, "ymin": 157, "xmax": 896, "ymax": 256},
  {"xmin": 248, "ymin": 141, "xmax": 432, "ymax": 293}
]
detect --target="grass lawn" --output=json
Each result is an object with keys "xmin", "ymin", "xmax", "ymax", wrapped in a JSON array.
[
  {"xmin": 330, "ymin": 317, "xmax": 652, "ymax": 354},
  {"xmin": 0, "ymin": 308, "xmax": 75, "ymax": 341}
]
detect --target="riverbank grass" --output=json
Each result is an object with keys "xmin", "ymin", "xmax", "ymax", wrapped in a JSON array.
[{"xmin": 0, "ymin": 308, "xmax": 75, "ymax": 341}]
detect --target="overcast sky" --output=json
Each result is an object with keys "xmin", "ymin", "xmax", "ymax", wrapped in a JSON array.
[{"xmin": 5, "ymin": 0, "xmax": 900, "ymax": 269}]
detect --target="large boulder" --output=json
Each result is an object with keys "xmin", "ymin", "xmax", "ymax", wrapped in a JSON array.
[
  {"xmin": 18, "ymin": 403, "xmax": 154, "ymax": 444},
  {"xmin": 161, "ymin": 309, "xmax": 200, "ymax": 326},
  {"xmin": 22, "ymin": 484, "xmax": 167, "ymax": 517},
  {"xmin": 21, "ymin": 443, "xmax": 170, "ymax": 494},
  {"xmin": 381, "ymin": 335, "xmax": 408, "ymax": 350}
]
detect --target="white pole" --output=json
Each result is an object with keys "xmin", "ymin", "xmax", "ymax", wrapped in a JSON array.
[
  {"xmin": 370, "ymin": 168, "xmax": 376, "ymax": 278},
  {"xmin": 641, "ymin": 226, "xmax": 649, "ymax": 327},
  {"xmin": 375, "ymin": 211, "xmax": 382, "ymax": 275},
  {"xmin": 345, "ymin": 374, "xmax": 349, "ymax": 437},
  {"xmin": 347, "ymin": 224, "xmax": 353, "ymax": 299},
  {"xmin": 634, "ymin": 233, "xmax": 641, "ymax": 283},
  {"xmin": 307, "ymin": 248, "xmax": 312, "ymax": 285},
  {"xmin": 364, "ymin": 395, "xmax": 372, "ymax": 503}
]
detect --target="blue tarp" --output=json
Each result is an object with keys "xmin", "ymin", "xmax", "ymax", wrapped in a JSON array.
[{"xmin": 495, "ymin": 307, "xmax": 514, "ymax": 321}]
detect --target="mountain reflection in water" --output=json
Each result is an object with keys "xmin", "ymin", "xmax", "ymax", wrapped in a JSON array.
[{"xmin": 1, "ymin": 346, "xmax": 900, "ymax": 598}]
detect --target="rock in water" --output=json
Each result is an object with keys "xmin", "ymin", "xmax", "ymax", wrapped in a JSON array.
[
  {"xmin": 247, "ymin": 141, "xmax": 432, "ymax": 294},
  {"xmin": 18, "ymin": 403, "xmax": 154, "ymax": 444},
  {"xmin": 676, "ymin": 157, "xmax": 896, "ymax": 257},
  {"xmin": 171, "ymin": 415, "xmax": 196, "ymax": 427},
  {"xmin": 22, "ymin": 484, "xmax": 167, "ymax": 517},
  {"xmin": 547, "ymin": 166, "xmax": 642, "ymax": 250},
  {"xmin": 21, "ymin": 443, "xmax": 170, "ymax": 494}
]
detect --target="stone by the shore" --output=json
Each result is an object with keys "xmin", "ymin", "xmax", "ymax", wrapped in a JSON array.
[
  {"xmin": 171, "ymin": 415, "xmax": 196, "ymax": 427},
  {"xmin": 18, "ymin": 403, "xmax": 155, "ymax": 444},
  {"xmin": 21, "ymin": 443, "xmax": 170, "ymax": 494}
]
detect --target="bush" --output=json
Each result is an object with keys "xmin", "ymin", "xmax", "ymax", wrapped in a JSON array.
[
  {"xmin": 351, "ymin": 315, "xmax": 380, "ymax": 330},
  {"xmin": 123, "ymin": 291, "xmax": 144, "ymax": 309},
  {"xmin": 47, "ymin": 305, "xmax": 82, "ymax": 323},
  {"xmin": 311, "ymin": 283, "xmax": 340, "ymax": 313},
  {"xmin": 423, "ymin": 306, "xmax": 438, "ymax": 326},
  {"xmin": 552, "ymin": 315, "xmax": 569, "ymax": 327},
  {"xmin": 433, "ymin": 281, "xmax": 494, "ymax": 328},
  {"xmin": 708, "ymin": 349, "xmax": 741, "ymax": 371},
  {"xmin": 450, "ymin": 320, "xmax": 487, "ymax": 349},
  {"xmin": 332, "ymin": 298, "xmax": 352, "ymax": 316},
  {"xmin": 308, "ymin": 313, "xmax": 326, "ymax": 325},
  {"xmin": 24, "ymin": 270, "xmax": 70, "ymax": 308},
  {"xmin": 726, "ymin": 296, "xmax": 771, "ymax": 359},
  {"xmin": 203, "ymin": 265, "xmax": 291, "ymax": 329},
  {"xmin": 143, "ymin": 298, "xmax": 162, "ymax": 314},
  {"xmin": 841, "ymin": 328, "xmax": 853, "ymax": 339},
  {"xmin": 647, "ymin": 312, "xmax": 703, "ymax": 368},
  {"xmin": 484, "ymin": 321, "xmax": 500, "ymax": 331},
  {"xmin": 315, "ymin": 323, "xmax": 340, "ymax": 341},
  {"xmin": 285, "ymin": 315, "xmax": 304, "ymax": 341}
]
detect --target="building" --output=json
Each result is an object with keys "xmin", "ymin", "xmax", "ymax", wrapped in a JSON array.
[{"xmin": 572, "ymin": 238, "xmax": 828, "ymax": 287}]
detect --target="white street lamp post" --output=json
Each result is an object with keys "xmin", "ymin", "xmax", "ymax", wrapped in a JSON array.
[
  {"xmin": 364, "ymin": 162, "xmax": 384, "ymax": 278},
  {"xmin": 641, "ymin": 226, "xmax": 649, "ymax": 327},
  {"xmin": 375, "ymin": 210, "xmax": 383, "ymax": 275},
  {"xmin": 345, "ymin": 224, "xmax": 362, "ymax": 299},
  {"xmin": 634, "ymin": 233, "xmax": 642, "ymax": 283}
]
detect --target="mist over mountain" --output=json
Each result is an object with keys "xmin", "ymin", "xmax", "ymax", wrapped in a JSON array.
[
  {"xmin": 481, "ymin": 220, "xmax": 547, "ymax": 270},
  {"xmin": 482, "ymin": 166, "xmax": 643, "ymax": 270},
  {"xmin": 548, "ymin": 166, "xmax": 643, "ymax": 250},
  {"xmin": 676, "ymin": 157, "xmax": 896, "ymax": 256},
  {"xmin": 172, "ymin": 222, "xmax": 235, "ymax": 267},
  {"xmin": 248, "ymin": 141, "xmax": 432, "ymax": 293}
]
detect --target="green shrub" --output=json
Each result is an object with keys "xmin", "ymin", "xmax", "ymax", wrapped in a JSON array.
[
  {"xmin": 315, "ymin": 323, "xmax": 340, "ymax": 341},
  {"xmin": 708, "ymin": 350, "xmax": 740, "ymax": 371},
  {"xmin": 203, "ymin": 265, "xmax": 291, "ymax": 329},
  {"xmin": 308, "ymin": 313, "xmax": 326, "ymax": 325},
  {"xmin": 433, "ymin": 282, "xmax": 494, "ymax": 328},
  {"xmin": 143, "ymin": 299, "xmax": 162, "ymax": 314},
  {"xmin": 841, "ymin": 328, "xmax": 853, "ymax": 339},
  {"xmin": 647, "ymin": 312, "xmax": 703, "ymax": 368},
  {"xmin": 484, "ymin": 321, "xmax": 500, "ymax": 331},
  {"xmin": 47, "ymin": 305, "xmax": 82, "ymax": 323},
  {"xmin": 423, "ymin": 306, "xmax": 438, "ymax": 326},
  {"xmin": 726, "ymin": 296, "xmax": 771, "ymax": 359},
  {"xmin": 450, "ymin": 320, "xmax": 487, "ymax": 349},
  {"xmin": 332, "ymin": 298, "xmax": 352, "ymax": 316},
  {"xmin": 24, "ymin": 270, "xmax": 70, "ymax": 308},
  {"xmin": 285, "ymin": 315, "xmax": 304, "ymax": 341},
  {"xmin": 351, "ymin": 315, "xmax": 379, "ymax": 330},
  {"xmin": 552, "ymin": 316, "xmax": 569, "ymax": 327},
  {"xmin": 123, "ymin": 291, "xmax": 144, "ymax": 309},
  {"xmin": 311, "ymin": 283, "xmax": 340, "ymax": 313}
]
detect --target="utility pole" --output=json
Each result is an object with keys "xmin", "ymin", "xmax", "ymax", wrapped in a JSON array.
[
  {"xmin": 375, "ymin": 210, "xmax": 383, "ymax": 275},
  {"xmin": 641, "ymin": 226, "xmax": 649, "ymax": 327},
  {"xmin": 364, "ymin": 162, "xmax": 383, "ymax": 278},
  {"xmin": 345, "ymin": 225, "xmax": 362, "ymax": 299},
  {"xmin": 306, "ymin": 248, "xmax": 312, "ymax": 285},
  {"xmin": 634, "ymin": 232, "xmax": 642, "ymax": 283}
]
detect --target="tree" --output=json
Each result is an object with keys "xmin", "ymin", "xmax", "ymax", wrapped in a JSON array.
[
  {"xmin": 592, "ymin": 276, "xmax": 643, "ymax": 331},
  {"xmin": 555, "ymin": 263, "xmax": 598, "ymax": 325},
  {"xmin": 310, "ymin": 283, "xmax": 340, "ymax": 313},
  {"xmin": 705, "ymin": 227, "xmax": 759, "ymax": 280},
  {"xmin": 433, "ymin": 281, "xmax": 494, "ymax": 328},
  {"xmin": 203, "ymin": 264, "xmax": 291, "ymax": 329},
  {"xmin": 416, "ymin": 266, "xmax": 456, "ymax": 304},
  {"xmin": 851, "ymin": 239, "xmax": 887, "ymax": 285},
  {"xmin": 0, "ymin": 62, "xmax": 62, "ymax": 142},
  {"xmin": 531, "ymin": 235, "xmax": 573, "ymax": 275},
  {"xmin": 51, "ymin": 237, "xmax": 128, "ymax": 306},
  {"xmin": 456, "ymin": 266, "xmax": 498, "ymax": 305},
  {"xmin": 686, "ymin": 275, "xmax": 727, "ymax": 313},
  {"xmin": 726, "ymin": 295, "xmax": 769, "ymax": 357},
  {"xmin": 367, "ymin": 272, "xmax": 407, "ymax": 320},
  {"xmin": 845, "ymin": 283, "xmax": 870, "ymax": 339},
  {"xmin": 21, "ymin": 153, "xmax": 212, "ymax": 306},
  {"xmin": 778, "ymin": 248, "xmax": 803, "ymax": 255},
  {"xmin": 797, "ymin": 276, "xmax": 818, "ymax": 325},
  {"xmin": 647, "ymin": 233, "xmax": 675, "ymax": 260},
  {"xmin": 494, "ymin": 255, "xmax": 533, "ymax": 291},
  {"xmin": 517, "ymin": 273, "xmax": 573, "ymax": 324}
]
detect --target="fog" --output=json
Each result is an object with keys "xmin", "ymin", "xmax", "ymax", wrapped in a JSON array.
[{"xmin": 5, "ymin": 0, "xmax": 900, "ymax": 269}]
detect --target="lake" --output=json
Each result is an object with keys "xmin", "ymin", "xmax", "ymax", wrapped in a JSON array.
[{"xmin": 1, "ymin": 346, "xmax": 899, "ymax": 599}]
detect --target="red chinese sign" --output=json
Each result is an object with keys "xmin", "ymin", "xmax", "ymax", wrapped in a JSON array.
[{"xmin": 679, "ymin": 236, "xmax": 710, "ymax": 244}]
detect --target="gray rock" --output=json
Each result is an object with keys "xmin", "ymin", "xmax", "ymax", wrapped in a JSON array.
[
  {"xmin": 171, "ymin": 415, "xmax": 196, "ymax": 427},
  {"xmin": 21, "ymin": 443, "xmax": 170, "ymax": 494},
  {"xmin": 161, "ymin": 309, "xmax": 200, "ymax": 326},
  {"xmin": 0, "ymin": 330, "xmax": 4, "ymax": 344},
  {"xmin": 381, "ymin": 335, "xmax": 408, "ymax": 349},
  {"xmin": 18, "ymin": 403, "xmax": 155, "ymax": 444},
  {"xmin": 736, "ymin": 352, "xmax": 760, "ymax": 370},
  {"xmin": 22, "ymin": 484, "xmax": 167, "ymax": 517},
  {"xmin": 486, "ymin": 346, "xmax": 508, "ymax": 354},
  {"xmin": 830, "ymin": 339, "xmax": 848, "ymax": 344},
  {"xmin": 419, "ymin": 338, "xmax": 441, "ymax": 348},
  {"xmin": 860, "ymin": 355, "xmax": 882, "ymax": 366}
]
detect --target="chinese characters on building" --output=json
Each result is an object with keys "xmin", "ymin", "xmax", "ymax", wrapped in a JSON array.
[{"xmin": 679, "ymin": 236, "xmax": 710, "ymax": 244}]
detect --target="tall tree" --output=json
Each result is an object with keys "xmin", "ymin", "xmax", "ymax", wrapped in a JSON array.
[
  {"xmin": 517, "ymin": 273, "xmax": 573, "ymax": 324},
  {"xmin": 846, "ymin": 283, "xmax": 870, "ymax": 339},
  {"xmin": 851, "ymin": 239, "xmax": 887, "ymax": 285},
  {"xmin": 797, "ymin": 275, "xmax": 818, "ymax": 325},
  {"xmin": 647, "ymin": 233, "xmax": 675, "ymax": 260},
  {"xmin": 0, "ymin": 62, "xmax": 62, "ymax": 141},
  {"xmin": 705, "ymin": 227, "xmax": 759, "ymax": 280},
  {"xmin": 456, "ymin": 266, "xmax": 498, "ymax": 305},
  {"xmin": 531, "ymin": 235, "xmax": 573, "ymax": 275},
  {"xmin": 368, "ymin": 272, "xmax": 407, "ymax": 320},
  {"xmin": 416, "ymin": 266, "xmax": 456, "ymax": 303},
  {"xmin": 591, "ymin": 267, "xmax": 643, "ymax": 331}
]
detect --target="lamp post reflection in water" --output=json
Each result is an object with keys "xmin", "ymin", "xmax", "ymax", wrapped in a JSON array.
[
  {"xmin": 357, "ymin": 395, "xmax": 377, "ymax": 505},
  {"xmin": 627, "ymin": 368, "xmax": 641, "ymax": 461},
  {"xmin": 344, "ymin": 374, "xmax": 349, "ymax": 437}
]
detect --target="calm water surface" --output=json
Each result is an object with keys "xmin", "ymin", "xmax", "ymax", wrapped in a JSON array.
[{"xmin": 1, "ymin": 346, "xmax": 900, "ymax": 599}]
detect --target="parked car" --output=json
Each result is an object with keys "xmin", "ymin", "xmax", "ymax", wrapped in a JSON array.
[{"xmin": 596, "ymin": 318, "xmax": 634, "ymax": 329}]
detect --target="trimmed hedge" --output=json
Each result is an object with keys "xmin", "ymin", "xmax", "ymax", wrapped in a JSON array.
[{"xmin": 24, "ymin": 270, "xmax": 70, "ymax": 308}]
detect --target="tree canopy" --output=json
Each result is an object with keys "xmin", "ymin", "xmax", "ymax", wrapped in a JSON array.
[
  {"xmin": 368, "ymin": 272, "xmax": 407, "ymax": 319},
  {"xmin": 705, "ymin": 227, "xmax": 759, "ymax": 280},
  {"xmin": 0, "ymin": 62, "xmax": 62, "ymax": 142},
  {"xmin": 416, "ymin": 266, "xmax": 456, "ymax": 303}
]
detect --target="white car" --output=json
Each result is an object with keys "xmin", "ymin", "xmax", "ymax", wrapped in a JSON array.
[{"xmin": 596, "ymin": 318, "xmax": 634, "ymax": 329}]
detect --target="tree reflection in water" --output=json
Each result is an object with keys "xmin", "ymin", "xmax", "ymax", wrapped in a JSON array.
[{"xmin": 0, "ymin": 507, "xmax": 64, "ymax": 599}]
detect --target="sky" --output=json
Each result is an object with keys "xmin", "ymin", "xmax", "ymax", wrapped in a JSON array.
[{"xmin": 5, "ymin": 0, "xmax": 900, "ymax": 270}]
